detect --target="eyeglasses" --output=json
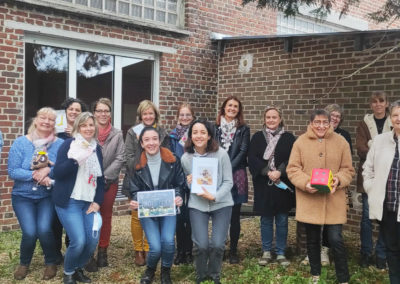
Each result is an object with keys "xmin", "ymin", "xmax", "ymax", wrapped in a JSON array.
[
  {"xmin": 179, "ymin": 114, "xmax": 192, "ymax": 118},
  {"xmin": 95, "ymin": 110, "xmax": 110, "ymax": 114},
  {"xmin": 312, "ymin": 120, "xmax": 330, "ymax": 127}
]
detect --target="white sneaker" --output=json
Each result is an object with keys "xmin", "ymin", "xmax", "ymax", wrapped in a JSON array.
[
  {"xmin": 277, "ymin": 255, "xmax": 290, "ymax": 266},
  {"xmin": 311, "ymin": 275, "xmax": 320, "ymax": 284},
  {"xmin": 301, "ymin": 255, "xmax": 309, "ymax": 265},
  {"xmin": 321, "ymin": 246, "xmax": 330, "ymax": 266},
  {"xmin": 258, "ymin": 251, "xmax": 271, "ymax": 266}
]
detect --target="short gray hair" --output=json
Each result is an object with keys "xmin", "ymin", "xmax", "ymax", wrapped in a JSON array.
[
  {"xmin": 71, "ymin": 112, "xmax": 98, "ymax": 139},
  {"xmin": 389, "ymin": 100, "xmax": 400, "ymax": 115}
]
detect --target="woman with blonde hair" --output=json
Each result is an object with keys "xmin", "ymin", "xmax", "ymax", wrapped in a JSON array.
[
  {"xmin": 53, "ymin": 112, "xmax": 105, "ymax": 284},
  {"xmin": 124, "ymin": 99, "xmax": 170, "ymax": 266},
  {"xmin": 8, "ymin": 107, "xmax": 64, "ymax": 280}
]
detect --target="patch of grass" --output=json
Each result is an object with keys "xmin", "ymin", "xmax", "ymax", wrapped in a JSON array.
[{"xmin": 0, "ymin": 216, "xmax": 390, "ymax": 283}]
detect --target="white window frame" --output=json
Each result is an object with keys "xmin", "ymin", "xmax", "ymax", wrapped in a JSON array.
[{"xmin": 24, "ymin": 33, "xmax": 160, "ymax": 130}]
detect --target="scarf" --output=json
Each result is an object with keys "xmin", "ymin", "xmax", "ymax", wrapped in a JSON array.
[
  {"xmin": 263, "ymin": 126, "xmax": 284, "ymax": 170},
  {"xmin": 175, "ymin": 124, "xmax": 190, "ymax": 139},
  {"xmin": 31, "ymin": 130, "xmax": 56, "ymax": 151},
  {"xmin": 220, "ymin": 116, "xmax": 237, "ymax": 150},
  {"xmin": 98, "ymin": 122, "xmax": 112, "ymax": 146},
  {"xmin": 68, "ymin": 133, "xmax": 102, "ymax": 186}
]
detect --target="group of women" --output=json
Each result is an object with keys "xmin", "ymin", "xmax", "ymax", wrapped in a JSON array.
[{"xmin": 9, "ymin": 94, "xmax": 399, "ymax": 284}]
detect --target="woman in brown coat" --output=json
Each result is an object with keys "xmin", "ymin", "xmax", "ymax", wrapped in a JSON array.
[{"xmin": 287, "ymin": 109, "xmax": 354, "ymax": 284}]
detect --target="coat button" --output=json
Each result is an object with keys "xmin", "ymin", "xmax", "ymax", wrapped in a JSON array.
[{"xmin": 319, "ymin": 153, "xmax": 323, "ymax": 157}]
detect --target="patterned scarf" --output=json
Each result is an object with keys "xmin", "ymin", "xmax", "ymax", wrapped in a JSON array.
[
  {"xmin": 98, "ymin": 122, "xmax": 112, "ymax": 146},
  {"xmin": 220, "ymin": 116, "xmax": 237, "ymax": 150},
  {"xmin": 263, "ymin": 126, "xmax": 284, "ymax": 170},
  {"xmin": 175, "ymin": 124, "xmax": 190, "ymax": 139},
  {"xmin": 31, "ymin": 130, "xmax": 56, "ymax": 151}
]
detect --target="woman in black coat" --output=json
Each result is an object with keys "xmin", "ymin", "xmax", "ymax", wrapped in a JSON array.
[
  {"xmin": 215, "ymin": 96, "xmax": 250, "ymax": 264},
  {"xmin": 248, "ymin": 105, "xmax": 295, "ymax": 267}
]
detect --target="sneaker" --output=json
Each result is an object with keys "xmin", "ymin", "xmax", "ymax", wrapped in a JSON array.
[
  {"xmin": 229, "ymin": 251, "xmax": 239, "ymax": 264},
  {"xmin": 258, "ymin": 251, "xmax": 271, "ymax": 266},
  {"xmin": 376, "ymin": 257, "xmax": 387, "ymax": 270},
  {"xmin": 276, "ymin": 255, "xmax": 290, "ymax": 266},
  {"xmin": 301, "ymin": 255, "xmax": 309, "ymax": 265},
  {"xmin": 311, "ymin": 275, "xmax": 320, "ymax": 284},
  {"xmin": 321, "ymin": 246, "xmax": 330, "ymax": 266}
]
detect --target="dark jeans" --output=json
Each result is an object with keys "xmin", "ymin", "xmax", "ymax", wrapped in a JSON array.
[
  {"xmin": 140, "ymin": 215, "xmax": 176, "ymax": 268},
  {"xmin": 305, "ymin": 223, "xmax": 349, "ymax": 283},
  {"xmin": 52, "ymin": 213, "xmax": 70, "ymax": 253},
  {"xmin": 381, "ymin": 210, "xmax": 400, "ymax": 284},
  {"xmin": 229, "ymin": 203, "xmax": 241, "ymax": 252},
  {"xmin": 12, "ymin": 195, "xmax": 59, "ymax": 265},
  {"xmin": 176, "ymin": 204, "xmax": 192, "ymax": 255},
  {"xmin": 189, "ymin": 206, "xmax": 232, "ymax": 282}
]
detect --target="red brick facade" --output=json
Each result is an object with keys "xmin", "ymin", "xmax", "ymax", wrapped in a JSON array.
[{"xmin": 0, "ymin": 0, "xmax": 398, "ymax": 232}]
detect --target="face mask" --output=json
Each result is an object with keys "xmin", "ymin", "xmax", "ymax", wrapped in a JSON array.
[
  {"xmin": 274, "ymin": 181, "xmax": 294, "ymax": 193},
  {"xmin": 92, "ymin": 212, "xmax": 102, "ymax": 238}
]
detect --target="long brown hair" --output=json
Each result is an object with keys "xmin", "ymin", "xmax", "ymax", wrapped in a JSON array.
[
  {"xmin": 184, "ymin": 119, "xmax": 219, "ymax": 154},
  {"xmin": 216, "ymin": 96, "xmax": 245, "ymax": 127}
]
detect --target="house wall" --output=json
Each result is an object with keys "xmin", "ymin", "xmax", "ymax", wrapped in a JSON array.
[{"xmin": 217, "ymin": 32, "xmax": 400, "ymax": 236}]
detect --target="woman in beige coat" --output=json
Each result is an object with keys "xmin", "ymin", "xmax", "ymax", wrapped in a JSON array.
[{"xmin": 287, "ymin": 109, "xmax": 354, "ymax": 284}]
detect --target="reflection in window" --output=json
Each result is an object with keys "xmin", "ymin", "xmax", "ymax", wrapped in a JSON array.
[
  {"xmin": 25, "ymin": 44, "xmax": 68, "ymax": 131},
  {"xmin": 76, "ymin": 51, "xmax": 114, "ymax": 106}
]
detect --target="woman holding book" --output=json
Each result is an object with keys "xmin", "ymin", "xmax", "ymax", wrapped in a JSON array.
[
  {"xmin": 169, "ymin": 103, "xmax": 195, "ymax": 265},
  {"xmin": 248, "ymin": 105, "xmax": 295, "ymax": 267},
  {"xmin": 124, "ymin": 100, "xmax": 170, "ymax": 266},
  {"xmin": 128, "ymin": 126, "xmax": 184, "ymax": 284},
  {"xmin": 181, "ymin": 119, "xmax": 233, "ymax": 284},
  {"xmin": 214, "ymin": 96, "xmax": 250, "ymax": 264}
]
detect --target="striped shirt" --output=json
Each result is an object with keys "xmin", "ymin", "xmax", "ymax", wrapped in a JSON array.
[{"xmin": 386, "ymin": 136, "xmax": 400, "ymax": 212}]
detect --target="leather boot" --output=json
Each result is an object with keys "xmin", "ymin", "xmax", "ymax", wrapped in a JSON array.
[
  {"xmin": 161, "ymin": 266, "xmax": 172, "ymax": 284},
  {"xmin": 73, "ymin": 268, "xmax": 91, "ymax": 283},
  {"xmin": 140, "ymin": 266, "xmax": 155, "ymax": 284},
  {"xmin": 42, "ymin": 264, "xmax": 57, "ymax": 280},
  {"xmin": 135, "ymin": 251, "xmax": 146, "ymax": 266},
  {"xmin": 63, "ymin": 273, "xmax": 76, "ymax": 284},
  {"xmin": 97, "ymin": 247, "xmax": 108, "ymax": 267},
  {"xmin": 14, "ymin": 265, "xmax": 29, "ymax": 280},
  {"xmin": 84, "ymin": 255, "xmax": 98, "ymax": 272}
]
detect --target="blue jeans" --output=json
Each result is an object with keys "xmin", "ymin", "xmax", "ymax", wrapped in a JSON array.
[
  {"xmin": 12, "ymin": 195, "xmax": 59, "ymax": 265},
  {"xmin": 360, "ymin": 193, "xmax": 386, "ymax": 259},
  {"xmin": 140, "ymin": 215, "xmax": 176, "ymax": 269},
  {"xmin": 55, "ymin": 199, "xmax": 101, "ymax": 274},
  {"xmin": 260, "ymin": 213, "xmax": 288, "ymax": 255},
  {"xmin": 189, "ymin": 207, "xmax": 232, "ymax": 282}
]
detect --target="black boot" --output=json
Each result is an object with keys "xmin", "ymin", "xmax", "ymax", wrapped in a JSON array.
[
  {"xmin": 229, "ymin": 250, "xmax": 239, "ymax": 264},
  {"xmin": 73, "ymin": 268, "xmax": 91, "ymax": 283},
  {"xmin": 140, "ymin": 266, "xmax": 155, "ymax": 284},
  {"xmin": 97, "ymin": 247, "xmax": 108, "ymax": 267},
  {"xmin": 161, "ymin": 266, "xmax": 172, "ymax": 284},
  {"xmin": 63, "ymin": 273, "xmax": 76, "ymax": 284},
  {"xmin": 84, "ymin": 256, "xmax": 98, "ymax": 272},
  {"xmin": 174, "ymin": 252, "xmax": 186, "ymax": 265}
]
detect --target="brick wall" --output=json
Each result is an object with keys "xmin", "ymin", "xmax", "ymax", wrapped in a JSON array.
[
  {"xmin": 0, "ymin": 0, "xmax": 275, "ymax": 231},
  {"xmin": 217, "ymin": 32, "xmax": 400, "ymax": 235}
]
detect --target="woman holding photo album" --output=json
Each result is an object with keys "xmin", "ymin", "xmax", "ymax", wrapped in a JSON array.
[
  {"xmin": 181, "ymin": 119, "xmax": 233, "ymax": 284},
  {"xmin": 128, "ymin": 126, "xmax": 185, "ymax": 284}
]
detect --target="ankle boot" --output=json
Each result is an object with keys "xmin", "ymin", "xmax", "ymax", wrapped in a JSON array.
[
  {"xmin": 140, "ymin": 266, "xmax": 155, "ymax": 284},
  {"xmin": 84, "ymin": 255, "xmax": 98, "ymax": 272},
  {"xmin": 161, "ymin": 266, "xmax": 172, "ymax": 284},
  {"xmin": 73, "ymin": 268, "xmax": 91, "ymax": 283},
  {"xmin": 174, "ymin": 251, "xmax": 186, "ymax": 265},
  {"xmin": 14, "ymin": 265, "xmax": 29, "ymax": 280},
  {"xmin": 97, "ymin": 247, "xmax": 108, "ymax": 267},
  {"xmin": 63, "ymin": 273, "xmax": 76, "ymax": 284},
  {"xmin": 42, "ymin": 264, "xmax": 57, "ymax": 280},
  {"xmin": 135, "ymin": 251, "xmax": 146, "ymax": 266}
]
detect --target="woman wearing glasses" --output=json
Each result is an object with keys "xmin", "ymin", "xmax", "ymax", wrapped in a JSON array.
[
  {"xmin": 169, "ymin": 103, "xmax": 195, "ymax": 265},
  {"xmin": 84, "ymin": 98, "xmax": 125, "ymax": 271},
  {"xmin": 214, "ymin": 96, "xmax": 250, "ymax": 264},
  {"xmin": 287, "ymin": 109, "xmax": 354, "ymax": 284}
]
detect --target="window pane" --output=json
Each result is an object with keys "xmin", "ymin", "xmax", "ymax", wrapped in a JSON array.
[
  {"xmin": 132, "ymin": 4, "xmax": 142, "ymax": 17},
  {"xmin": 132, "ymin": 0, "xmax": 142, "ymax": 4},
  {"xmin": 168, "ymin": 1, "xmax": 176, "ymax": 11},
  {"xmin": 76, "ymin": 51, "xmax": 114, "ymax": 106},
  {"xmin": 90, "ymin": 0, "xmax": 102, "ymax": 9},
  {"xmin": 157, "ymin": 0, "xmax": 166, "ymax": 9},
  {"xmin": 144, "ymin": 8, "xmax": 154, "ymax": 20},
  {"xmin": 144, "ymin": 0, "xmax": 154, "ymax": 6},
  {"xmin": 156, "ymin": 11, "xmax": 165, "ymax": 22},
  {"xmin": 105, "ymin": 0, "xmax": 116, "ymax": 12},
  {"xmin": 76, "ymin": 0, "xmax": 88, "ymax": 5},
  {"xmin": 118, "ymin": 1, "xmax": 129, "ymax": 15},
  {"xmin": 25, "ymin": 44, "xmax": 68, "ymax": 130},
  {"xmin": 167, "ymin": 13, "xmax": 177, "ymax": 25}
]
